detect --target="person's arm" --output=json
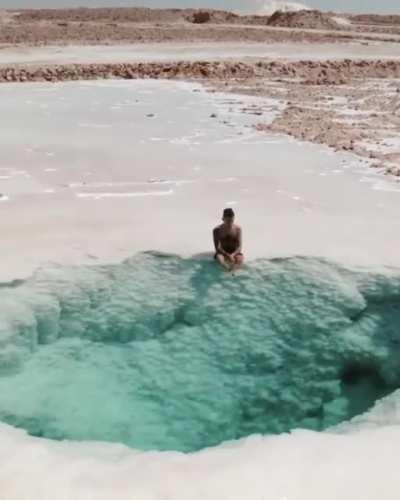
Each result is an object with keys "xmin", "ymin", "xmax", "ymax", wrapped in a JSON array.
[
  {"xmin": 218, "ymin": 243, "xmax": 231, "ymax": 259},
  {"xmin": 233, "ymin": 227, "xmax": 242, "ymax": 256},
  {"xmin": 213, "ymin": 227, "xmax": 220, "ymax": 252},
  {"xmin": 213, "ymin": 227, "xmax": 231, "ymax": 258}
]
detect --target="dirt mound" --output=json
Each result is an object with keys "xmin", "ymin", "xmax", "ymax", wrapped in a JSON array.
[
  {"xmin": 267, "ymin": 9, "xmax": 341, "ymax": 30},
  {"xmin": 186, "ymin": 9, "xmax": 240, "ymax": 24}
]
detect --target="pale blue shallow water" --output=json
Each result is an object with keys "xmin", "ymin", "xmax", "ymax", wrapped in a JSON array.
[{"xmin": 0, "ymin": 253, "xmax": 399, "ymax": 452}]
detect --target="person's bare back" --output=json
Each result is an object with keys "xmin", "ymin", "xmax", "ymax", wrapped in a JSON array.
[{"xmin": 213, "ymin": 208, "xmax": 244, "ymax": 271}]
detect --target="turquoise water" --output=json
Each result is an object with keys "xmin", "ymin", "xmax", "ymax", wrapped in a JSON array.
[{"xmin": 0, "ymin": 253, "xmax": 399, "ymax": 452}]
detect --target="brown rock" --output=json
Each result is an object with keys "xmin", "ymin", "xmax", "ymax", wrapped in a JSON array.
[{"xmin": 191, "ymin": 11, "xmax": 211, "ymax": 24}]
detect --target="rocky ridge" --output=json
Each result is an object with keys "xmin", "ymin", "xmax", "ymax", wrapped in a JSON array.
[{"xmin": 1, "ymin": 59, "xmax": 400, "ymax": 84}]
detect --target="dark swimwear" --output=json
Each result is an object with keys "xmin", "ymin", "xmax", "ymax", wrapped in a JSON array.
[{"xmin": 214, "ymin": 232, "xmax": 242, "ymax": 259}]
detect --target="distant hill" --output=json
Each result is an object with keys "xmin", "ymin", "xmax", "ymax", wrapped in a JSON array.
[{"xmin": 14, "ymin": 7, "xmax": 254, "ymax": 25}]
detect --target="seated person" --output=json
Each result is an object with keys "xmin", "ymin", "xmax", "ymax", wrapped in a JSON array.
[{"xmin": 213, "ymin": 208, "xmax": 244, "ymax": 271}]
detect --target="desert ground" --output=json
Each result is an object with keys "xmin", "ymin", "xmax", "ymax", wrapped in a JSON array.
[{"xmin": 1, "ymin": 7, "xmax": 399, "ymax": 176}]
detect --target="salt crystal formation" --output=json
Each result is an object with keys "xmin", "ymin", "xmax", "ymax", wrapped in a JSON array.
[{"xmin": 0, "ymin": 253, "xmax": 398, "ymax": 452}]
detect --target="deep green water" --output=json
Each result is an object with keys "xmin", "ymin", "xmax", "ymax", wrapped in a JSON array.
[{"xmin": 0, "ymin": 253, "xmax": 399, "ymax": 452}]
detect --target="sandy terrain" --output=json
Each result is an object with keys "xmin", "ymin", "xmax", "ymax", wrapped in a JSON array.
[
  {"xmin": 1, "ymin": 7, "xmax": 400, "ymax": 45},
  {"xmin": 4, "ymin": 22, "xmax": 400, "ymax": 46},
  {"xmin": 212, "ymin": 68, "xmax": 400, "ymax": 175},
  {"xmin": 253, "ymin": 80, "xmax": 400, "ymax": 175}
]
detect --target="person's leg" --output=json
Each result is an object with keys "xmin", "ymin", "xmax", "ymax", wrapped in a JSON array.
[
  {"xmin": 216, "ymin": 253, "xmax": 232, "ymax": 271},
  {"xmin": 233, "ymin": 253, "xmax": 244, "ymax": 270}
]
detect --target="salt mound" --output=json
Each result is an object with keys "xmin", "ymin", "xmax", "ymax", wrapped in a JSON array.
[
  {"xmin": 256, "ymin": 0, "xmax": 311, "ymax": 15},
  {"xmin": 267, "ymin": 9, "xmax": 342, "ymax": 30}
]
